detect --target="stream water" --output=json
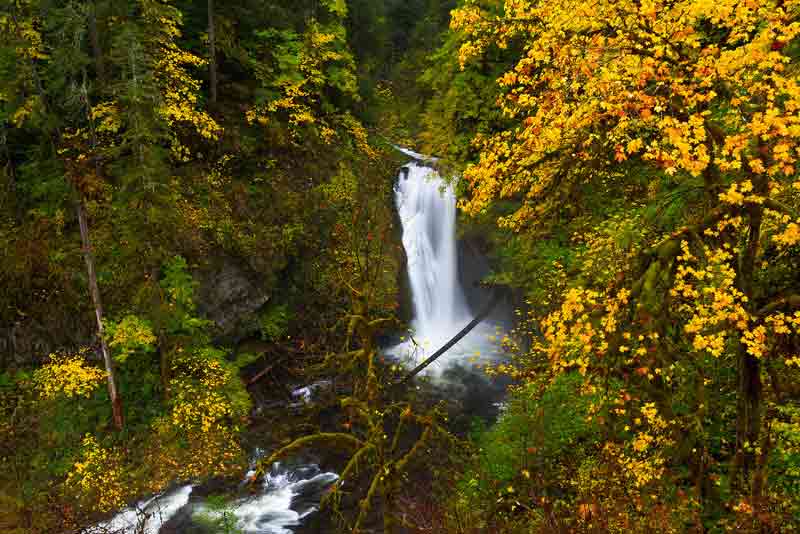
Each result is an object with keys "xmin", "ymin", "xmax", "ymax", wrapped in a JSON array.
[
  {"xmin": 88, "ymin": 457, "xmax": 338, "ymax": 534},
  {"xmin": 90, "ymin": 150, "xmax": 508, "ymax": 534}
]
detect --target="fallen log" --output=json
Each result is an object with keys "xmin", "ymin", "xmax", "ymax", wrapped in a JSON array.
[
  {"xmin": 246, "ymin": 354, "xmax": 290, "ymax": 387},
  {"xmin": 396, "ymin": 289, "xmax": 504, "ymax": 386}
]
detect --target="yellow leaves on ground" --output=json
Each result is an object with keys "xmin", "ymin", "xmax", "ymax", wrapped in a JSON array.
[{"xmin": 33, "ymin": 351, "xmax": 107, "ymax": 400}]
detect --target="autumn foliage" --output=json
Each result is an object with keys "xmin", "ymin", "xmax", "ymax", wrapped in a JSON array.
[{"xmin": 431, "ymin": 0, "xmax": 800, "ymax": 531}]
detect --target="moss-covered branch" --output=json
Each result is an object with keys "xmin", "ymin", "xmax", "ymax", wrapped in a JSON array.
[{"xmin": 255, "ymin": 433, "xmax": 363, "ymax": 478}]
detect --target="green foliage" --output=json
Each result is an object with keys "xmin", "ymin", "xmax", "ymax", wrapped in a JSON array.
[
  {"xmin": 418, "ymin": 30, "xmax": 511, "ymax": 164},
  {"xmin": 0, "ymin": 0, "xmax": 410, "ymax": 531},
  {"xmin": 482, "ymin": 229, "xmax": 573, "ymax": 309},
  {"xmin": 322, "ymin": 0, "xmax": 348, "ymax": 17},
  {"xmin": 259, "ymin": 304, "xmax": 290, "ymax": 342},
  {"xmin": 160, "ymin": 256, "xmax": 197, "ymax": 311},
  {"xmin": 233, "ymin": 352, "xmax": 261, "ymax": 369},
  {"xmin": 159, "ymin": 256, "xmax": 209, "ymax": 335},
  {"xmin": 771, "ymin": 405, "xmax": 800, "ymax": 521},
  {"xmin": 465, "ymin": 373, "xmax": 601, "ymax": 495},
  {"xmin": 106, "ymin": 315, "xmax": 157, "ymax": 363}
]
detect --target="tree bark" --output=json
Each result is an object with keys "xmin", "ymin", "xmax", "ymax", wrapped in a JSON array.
[
  {"xmin": 87, "ymin": 2, "xmax": 105, "ymax": 81},
  {"xmin": 77, "ymin": 202, "xmax": 124, "ymax": 429},
  {"xmin": 732, "ymin": 172, "xmax": 767, "ymax": 493},
  {"xmin": 13, "ymin": 5, "xmax": 123, "ymax": 429},
  {"xmin": 733, "ymin": 350, "xmax": 761, "ymax": 489},
  {"xmin": 208, "ymin": 0, "xmax": 217, "ymax": 104}
]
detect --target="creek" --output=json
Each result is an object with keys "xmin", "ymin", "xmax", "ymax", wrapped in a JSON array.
[{"xmin": 90, "ymin": 150, "xmax": 509, "ymax": 534}]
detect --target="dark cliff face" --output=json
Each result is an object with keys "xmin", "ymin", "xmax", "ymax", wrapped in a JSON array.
[
  {"xmin": 392, "ymin": 168, "xmax": 413, "ymax": 326},
  {"xmin": 0, "ymin": 315, "xmax": 90, "ymax": 369},
  {"xmin": 458, "ymin": 233, "xmax": 492, "ymax": 313},
  {"xmin": 195, "ymin": 257, "xmax": 271, "ymax": 343},
  {"xmin": 1, "ymin": 255, "xmax": 270, "ymax": 369},
  {"xmin": 457, "ymin": 232, "xmax": 515, "ymax": 326}
]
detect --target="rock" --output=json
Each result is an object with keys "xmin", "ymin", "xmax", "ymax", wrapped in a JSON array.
[
  {"xmin": 159, "ymin": 503, "xmax": 212, "ymax": 534},
  {"xmin": 195, "ymin": 258, "xmax": 269, "ymax": 341},
  {"xmin": 0, "ymin": 316, "xmax": 90, "ymax": 369},
  {"xmin": 290, "ymin": 380, "xmax": 333, "ymax": 406}
]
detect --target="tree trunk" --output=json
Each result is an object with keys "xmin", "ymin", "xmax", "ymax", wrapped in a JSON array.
[
  {"xmin": 397, "ymin": 289, "xmax": 504, "ymax": 385},
  {"xmin": 208, "ymin": 0, "xmax": 217, "ymax": 104},
  {"xmin": 733, "ymin": 351, "xmax": 762, "ymax": 489},
  {"xmin": 77, "ymin": 201, "xmax": 124, "ymax": 429},
  {"xmin": 87, "ymin": 2, "xmax": 105, "ymax": 81},
  {"xmin": 732, "ymin": 171, "xmax": 767, "ymax": 492},
  {"xmin": 13, "ymin": 5, "xmax": 122, "ymax": 429}
]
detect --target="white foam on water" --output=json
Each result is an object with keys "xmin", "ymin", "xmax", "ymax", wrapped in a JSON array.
[
  {"xmin": 90, "ymin": 461, "xmax": 338, "ymax": 534},
  {"xmin": 194, "ymin": 463, "xmax": 339, "ymax": 534},
  {"xmin": 88, "ymin": 484, "xmax": 193, "ymax": 534}
]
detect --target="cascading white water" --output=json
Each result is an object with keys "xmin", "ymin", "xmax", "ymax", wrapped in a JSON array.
[
  {"xmin": 199, "ymin": 462, "xmax": 338, "ymax": 534},
  {"xmin": 390, "ymin": 149, "xmax": 506, "ymax": 375},
  {"xmin": 89, "ymin": 149, "xmax": 507, "ymax": 534},
  {"xmin": 87, "ymin": 485, "xmax": 194, "ymax": 534},
  {"xmin": 89, "ymin": 460, "xmax": 337, "ymax": 534},
  {"xmin": 396, "ymin": 161, "xmax": 470, "ymax": 333}
]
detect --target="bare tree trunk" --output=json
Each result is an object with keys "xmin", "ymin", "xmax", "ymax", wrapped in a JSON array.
[
  {"xmin": 733, "ymin": 351, "xmax": 761, "ymax": 489},
  {"xmin": 397, "ymin": 289, "xmax": 504, "ymax": 385},
  {"xmin": 77, "ymin": 202, "xmax": 124, "ymax": 429},
  {"xmin": 76, "ymin": 67, "xmax": 124, "ymax": 429},
  {"xmin": 13, "ymin": 4, "xmax": 123, "ymax": 429},
  {"xmin": 88, "ymin": 2, "xmax": 105, "ymax": 81},
  {"xmin": 208, "ymin": 0, "xmax": 217, "ymax": 104}
]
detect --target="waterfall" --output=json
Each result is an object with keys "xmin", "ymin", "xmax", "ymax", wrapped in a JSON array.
[
  {"xmin": 395, "ymin": 160, "xmax": 470, "ymax": 333},
  {"xmin": 88, "ymin": 150, "xmax": 507, "ymax": 534},
  {"xmin": 390, "ymin": 150, "xmax": 506, "ymax": 376}
]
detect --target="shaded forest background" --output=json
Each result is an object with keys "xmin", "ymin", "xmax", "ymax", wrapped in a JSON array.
[{"xmin": 3, "ymin": 0, "xmax": 800, "ymax": 533}]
